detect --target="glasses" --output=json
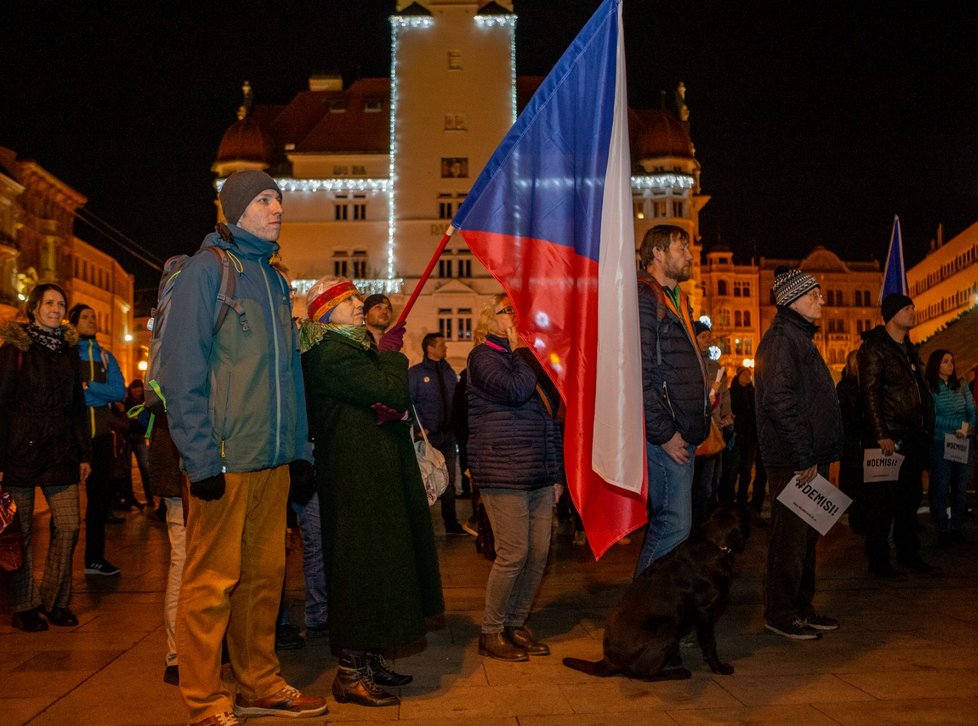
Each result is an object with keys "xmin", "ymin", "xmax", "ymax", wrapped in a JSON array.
[{"xmin": 495, "ymin": 306, "xmax": 515, "ymax": 316}]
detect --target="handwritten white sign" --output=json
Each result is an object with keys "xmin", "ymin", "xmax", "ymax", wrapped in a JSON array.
[
  {"xmin": 776, "ymin": 474, "xmax": 852, "ymax": 535},
  {"xmin": 944, "ymin": 434, "xmax": 971, "ymax": 464},
  {"xmin": 863, "ymin": 449, "xmax": 905, "ymax": 483}
]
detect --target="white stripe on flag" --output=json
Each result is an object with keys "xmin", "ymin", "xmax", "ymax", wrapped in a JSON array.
[{"xmin": 593, "ymin": 1, "xmax": 644, "ymax": 494}]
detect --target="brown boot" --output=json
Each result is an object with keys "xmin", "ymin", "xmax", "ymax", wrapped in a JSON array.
[
  {"xmin": 331, "ymin": 652, "xmax": 399, "ymax": 707},
  {"xmin": 504, "ymin": 625, "xmax": 550, "ymax": 655},
  {"xmin": 478, "ymin": 632, "xmax": 528, "ymax": 662}
]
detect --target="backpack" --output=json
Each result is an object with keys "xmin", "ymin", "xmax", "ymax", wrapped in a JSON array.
[{"xmin": 131, "ymin": 244, "xmax": 248, "ymax": 432}]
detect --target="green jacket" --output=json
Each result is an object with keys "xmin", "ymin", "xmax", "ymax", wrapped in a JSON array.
[{"xmin": 301, "ymin": 324, "xmax": 444, "ymax": 651}]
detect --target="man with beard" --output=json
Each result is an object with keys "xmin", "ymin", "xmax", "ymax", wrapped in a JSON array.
[
  {"xmin": 363, "ymin": 294, "xmax": 393, "ymax": 349},
  {"xmin": 634, "ymin": 225, "xmax": 710, "ymax": 578}
]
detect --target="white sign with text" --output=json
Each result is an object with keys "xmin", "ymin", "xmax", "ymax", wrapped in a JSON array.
[
  {"xmin": 777, "ymin": 473, "xmax": 853, "ymax": 535},
  {"xmin": 944, "ymin": 434, "xmax": 971, "ymax": 464},
  {"xmin": 863, "ymin": 449, "xmax": 905, "ymax": 483}
]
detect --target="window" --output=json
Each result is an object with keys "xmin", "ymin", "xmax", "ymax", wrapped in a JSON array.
[
  {"xmin": 438, "ymin": 259, "xmax": 453, "ymax": 278},
  {"xmin": 334, "ymin": 204, "xmax": 348, "ymax": 221},
  {"xmin": 448, "ymin": 50, "xmax": 462, "ymax": 70},
  {"xmin": 438, "ymin": 194, "xmax": 454, "ymax": 220},
  {"xmin": 743, "ymin": 310, "xmax": 751, "ymax": 327},
  {"xmin": 364, "ymin": 99, "xmax": 382, "ymax": 113},
  {"xmin": 444, "ymin": 113, "xmax": 467, "ymax": 130},
  {"xmin": 332, "ymin": 165, "xmax": 348, "ymax": 175},
  {"xmin": 352, "ymin": 165, "xmax": 366, "ymax": 175},
  {"xmin": 717, "ymin": 280, "xmax": 729, "ymax": 296},
  {"xmin": 457, "ymin": 256, "xmax": 472, "ymax": 278},
  {"xmin": 734, "ymin": 310, "xmax": 742, "ymax": 327},
  {"xmin": 441, "ymin": 158, "xmax": 468, "ymax": 178},
  {"xmin": 653, "ymin": 200, "xmax": 666, "ymax": 218},
  {"xmin": 352, "ymin": 251, "xmax": 367, "ymax": 278},
  {"xmin": 333, "ymin": 259, "xmax": 348, "ymax": 276},
  {"xmin": 734, "ymin": 281, "xmax": 751, "ymax": 297},
  {"xmin": 438, "ymin": 309, "xmax": 453, "ymax": 340},
  {"xmin": 716, "ymin": 308, "xmax": 730, "ymax": 326},
  {"xmin": 672, "ymin": 200, "xmax": 684, "ymax": 218},
  {"xmin": 633, "ymin": 200, "xmax": 646, "ymax": 220},
  {"xmin": 457, "ymin": 309, "xmax": 473, "ymax": 340},
  {"xmin": 329, "ymin": 100, "xmax": 347, "ymax": 113},
  {"xmin": 353, "ymin": 203, "xmax": 366, "ymax": 220}
]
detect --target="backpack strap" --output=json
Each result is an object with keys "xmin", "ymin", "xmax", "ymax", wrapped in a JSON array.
[{"xmin": 205, "ymin": 246, "xmax": 249, "ymax": 334}]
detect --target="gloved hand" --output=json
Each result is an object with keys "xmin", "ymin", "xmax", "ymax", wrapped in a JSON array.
[
  {"xmin": 378, "ymin": 324, "xmax": 406, "ymax": 353},
  {"xmin": 289, "ymin": 459, "xmax": 316, "ymax": 505},
  {"xmin": 371, "ymin": 402, "xmax": 406, "ymax": 425},
  {"xmin": 190, "ymin": 473, "xmax": 226, "ymax": 501}
]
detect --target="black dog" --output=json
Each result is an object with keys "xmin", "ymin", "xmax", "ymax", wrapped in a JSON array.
[{"xmin": 563, "ymin": 504, "xmax": 750, "ymax": 680}]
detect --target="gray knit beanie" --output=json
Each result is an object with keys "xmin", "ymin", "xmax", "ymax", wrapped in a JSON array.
[
  {"xmin": 219, "ymin": 170, "xmax": 282, "ymax": 226},
  {"xmin": 772, "ymin": 266, "xmax": 820, "ymax": 307}
]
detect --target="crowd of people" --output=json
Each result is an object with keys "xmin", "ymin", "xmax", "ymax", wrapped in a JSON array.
[{"xmin": 1, "ymin": 175, "xmax": 975, "ymax": 725}]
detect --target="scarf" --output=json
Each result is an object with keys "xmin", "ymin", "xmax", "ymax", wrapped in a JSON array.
[
  {"xmin": 26, "ymin": 323, "xmax": 67, "ymax": 354},
  {"xmin": 299, "ymin": 320, "xmax": 371, "ymax": 354}
]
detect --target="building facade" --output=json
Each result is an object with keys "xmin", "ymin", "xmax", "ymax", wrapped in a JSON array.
[
  {"xmin": 907, "ymin": 221, "xmax": 978, "ymax": 343},
  {"xmin": 0, "ymin": 146, "xmax": 136, "ymax": 377},
  {"xmin": 700, "ymin": 246, "xmax": 882, "ymax": 375},
  {"xmin": 211, "ymin": 0, "xmax": 707, "ymax": 365}
]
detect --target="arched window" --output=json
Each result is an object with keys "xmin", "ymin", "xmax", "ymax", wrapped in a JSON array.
[
  {"xmin": 717, "ymin": 280, "xmax": 729, "ymax": 296},
  {"xmin": 734, "ymin": 310, "xmax": 742, "ymax": 326},
  {"xmin": 743, "ymin": 310, "xmax": 751, "ymax": 327}
]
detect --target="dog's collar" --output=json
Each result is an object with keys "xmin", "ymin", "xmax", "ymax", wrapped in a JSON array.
[{"xmin": 717, "ymin": 543, "xmax": 733, "ymax": 555}]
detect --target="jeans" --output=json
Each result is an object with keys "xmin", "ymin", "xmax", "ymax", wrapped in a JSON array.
[
  {"xmin": 177, "ymin": 466, "xmax": 289, "ymax": 722},
  {"xmin": 764, "ymin": 465, "xmax": 827, "ymax": 626},
  {"xmin": 929, "ymin": 437, "xmax": 972, "ymax": 532},
  {"xmin": 290, "ymin": 493, "xmax": 328, "ymax": 629},
  {"xmin": 635, "ymin": 440, "xmax": 695, "ymax": 577},
  {"xmin": 9, "ymin": 484, "xmax": 80, "ymax": 612},
  {"xmin": 164, "ymin": 496, "xmax": 186, "ymax": 666},
  {"xmin": 479, "ymin": 486, "xmax": 553, "ymax": 633}
]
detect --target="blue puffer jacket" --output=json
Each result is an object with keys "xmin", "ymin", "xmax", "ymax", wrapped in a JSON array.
[
  {"xmin": 155, "ymin": 224, "xmax": 312, "ymax": 482},
  {"xmin": 465, "ymin": 335, "xmax": 564, "ymax": 489}
]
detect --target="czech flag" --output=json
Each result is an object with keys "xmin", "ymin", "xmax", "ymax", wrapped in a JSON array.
[{"xmin": 452, "ymin": 0, "xmax": 646, "ymax": 558}]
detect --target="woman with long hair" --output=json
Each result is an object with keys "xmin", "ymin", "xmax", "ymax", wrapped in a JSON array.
[
  {"xmin": 0, "ymin": 283, "xmax": 91, "ymax": 631},
  {"xmin": 924, "ymin": 349, "xmax": 976, "ymax": 544},
  {"xmin": 467, "ymin": 293, "xmax": 564, "ymax": 662},
  {"xmin": 299, "ymin": 275, "xmax": 444, "ymax": 707}
]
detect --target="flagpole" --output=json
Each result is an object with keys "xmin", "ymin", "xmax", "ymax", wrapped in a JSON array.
[{"xmin": 394, "ymin": 226, "xmax": 456, "ymax": 327}]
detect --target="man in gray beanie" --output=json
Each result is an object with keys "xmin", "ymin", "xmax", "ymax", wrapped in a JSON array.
[
  {"xmin": 857, "ymin": 293, "xmax": 938, "ymax": 578},
  {"xmin": 755, "ymin": 266, "xmax": 843, "ymax": 640},
  {"xmin": 156, "ymin": 169, "xmax": 325, "ymax": 724}
]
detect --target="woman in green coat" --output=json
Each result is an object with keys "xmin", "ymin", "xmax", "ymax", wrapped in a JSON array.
[{"xmin": 299, "ymin": 275, "xmax": 444, "ymax": 708}]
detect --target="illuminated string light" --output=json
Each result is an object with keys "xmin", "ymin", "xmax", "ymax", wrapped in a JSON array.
[
  {"xmin": 474, "ymin": 16, "xmax": 517, "ymax": 28},
  {"xmin": 390, "ymin": 16, "xmax": 433, "ymax": 29},
  {"xmin": 215, "ymin": 178, "xmax": 390, "ymax": 193},
  {"xmin": 631, "ymin": 173, "xmax": 694, "ymax": 190}
]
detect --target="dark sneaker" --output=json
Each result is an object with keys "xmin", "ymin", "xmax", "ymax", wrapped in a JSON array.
[
  {"xmin": 764, "ymin": 619, "xmax": 821, "ymax": 640},
  {"xmin": 275, "ymin": 623, "xmax": 305, "ymax": 650},
  {"xmin": 163, "ymin": 664, "xmax": 179, "ymax": 686},
  {"xmin": 802, "ymin": 614, "xmax": 839, "ymax": 631},
  {"xmin": 234, "ymin": 684, "xmax": 328, "ymax": 719},
  {"xmin": 444, "ymin": 521, "xmax": 466, "ymax": 535},
  {"xmin": 84, "ymin": 560, "xmax": 121, "ymax": 576},
  {"xmin": 190, "ymin": 712, "xmax": 240, "ymax": 726},
  {"xmin": 305, "ymin": 623, "xmax": 329, "ymax": 640},
  {"xmin": 11, "ymin": 608, "xmax": 48, "ymax": 632}
]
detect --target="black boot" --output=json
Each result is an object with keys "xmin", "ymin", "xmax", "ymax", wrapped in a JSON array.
[
  {"xmin": 332, "ymin": 651, "xmax": 399, "ymax": 707},
  {"xmin": 504, "ymin": 625, "xmax": 550, "ymax": 656},
  {"xmin": 368, "ymin": 652, "xmax": 413, "ymax": 686},
  {"xmin": 478, "ymin": 632, "xmax": 528, "ymax": 662}
]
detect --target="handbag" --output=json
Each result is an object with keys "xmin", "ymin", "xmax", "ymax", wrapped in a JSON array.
[
  {"xmin": 411, "ymin": 407, "xmax": 449, "ymax": 506},
  {"xmin": 695, "ymin": 420, "xmax": 725, "ymax": 458},
  {"xmin": 0, "ymin": 485, "xmax": 25, "ymax": 572}
]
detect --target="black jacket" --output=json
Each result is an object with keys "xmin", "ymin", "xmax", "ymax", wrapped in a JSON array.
[
  {"xmin": 638, "ymin": 272, "xmax": 709, "ymax": 446},
  {"xmin": 0, "ymin": 321, "xmax": 92, "ymax": 487},
  {"xmin": 729, "ymin": 378, "xmax": 757, "ymax": 440},
  {"xmin": 754, "ymin": 307, "xmax": 843, "ymax": 469},
  {"xmin": 466, "ymin": 336, "xmax": 564, "ymax": 489},
  {"xmin": 857, "ymin": 325, "xmax": 934, "ymax": 444}
]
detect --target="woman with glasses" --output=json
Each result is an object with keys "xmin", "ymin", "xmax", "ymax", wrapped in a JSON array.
[
  {"xmin": 467, "ymin": 293, "xmax": 564, "ymax": 662},
  {"xmin": 299, "ymin": 275, "xmax": 444, "ymax": 707}
]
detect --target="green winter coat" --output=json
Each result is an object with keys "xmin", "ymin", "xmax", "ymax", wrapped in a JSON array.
[{"xmin": 301, "ymin": 324, "xmax": 444, "ymax": 651}]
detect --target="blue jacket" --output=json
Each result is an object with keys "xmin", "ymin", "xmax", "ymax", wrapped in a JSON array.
[
  {"xmin": 931, "ymin": 378, "xmax": 976, "ymax": 441},
  {"xmin": 156, "ymin": 224, "xmax": 311, "ymax": 482},
  {"xmin": 465, "ymin": 335, "xmax": 564, "ymax": 489},
  {"xmin": 408, "ymin": 357, "xmax": 458, "ymax": 440},
  {"xmin": 76, "ymin": 336, "xmax": 125, "ymax": 439}
]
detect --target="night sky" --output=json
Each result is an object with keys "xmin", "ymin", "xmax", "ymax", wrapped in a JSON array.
[{"xmin": 3, "ymin": 1, "xmax": 976, "ymax": 295}]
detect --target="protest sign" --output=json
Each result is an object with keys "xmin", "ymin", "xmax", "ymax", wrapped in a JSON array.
[
  {"xmin": 776, "ymin": 473, "xmax": 852, "ymax": 535},
  {"xmin": 944, "ymin": 434, "xmax": 970, "ymax": 464},
  {"xmin": 863, "ymin": 449, "xmax": 904, "ymax": 483}
]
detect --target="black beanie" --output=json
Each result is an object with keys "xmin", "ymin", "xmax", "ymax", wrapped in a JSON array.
[
  {"xmin": 219, "ymin": 170, "xmax": 282, "ymax": 226},
  {"xmin": 363, "ymin": 294, "xmax": 392, "ymax": 316},
  {"xmin": 693, "ymin": 320, "xmax": 711, "ymax": 336},
  {"xmin": 67, "ymin": 303, "xmax": 93, "ymax": 327},
  {"xmin": 881, "ymin": 293, "xmax": 914, "ymax": 323}
]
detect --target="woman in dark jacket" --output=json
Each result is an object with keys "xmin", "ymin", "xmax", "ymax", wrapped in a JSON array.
[
  {"xmin": 467, "ymin": 294, "xmax": 564, "ymax": 662},
  {"xmin": 0, "ymin": 283, "xmax": 91, "ymax": 632},
  {"xmin": 300, "ymin": 275, "xmax": 444, "ymax": 708},
  {"xmin": 836, "ymin": 350, "xmax": 865, "ymax": 533}
]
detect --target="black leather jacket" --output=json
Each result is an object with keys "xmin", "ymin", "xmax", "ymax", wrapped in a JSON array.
[{"xmin": 857, "ymin": 325, "xmax": 934, "ymax": 443}]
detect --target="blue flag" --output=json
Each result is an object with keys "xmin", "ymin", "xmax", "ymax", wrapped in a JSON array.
[{"xmin": 880, "ymin": 215, "xmax": 907, "ymax": 302}]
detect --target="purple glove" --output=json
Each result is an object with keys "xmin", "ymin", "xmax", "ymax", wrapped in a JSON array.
[
  {"xmin": 371, "ymin": 402, "xmax": 406, "ymax": 425},
  {"xmin": 378, "ymin": 324, "xmax": 406, "ymax": 352}
]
